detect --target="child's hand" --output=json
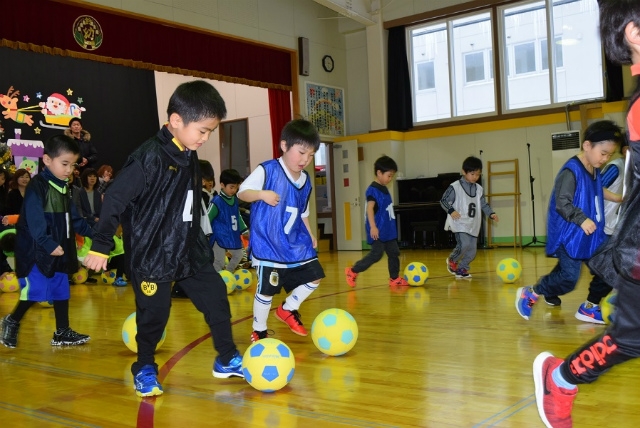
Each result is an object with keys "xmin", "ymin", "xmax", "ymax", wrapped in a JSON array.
[
  {"xmin": 451, "ymin": 211, "xmax": 461, "ymax": 220},
  {"xmin": 581, "ymin": 218, "xmax": 596, "ymax": 235},
  {"xmin": 261, "ymin": 190, "xmax": 280, "ymax": 206},
  {"xmin": 50, "ymin": 245, "xmax": 64, "ymax": 256},
  {"xmin": 310, "ymin": 234, "xmax": 317, "ymax": 249},
  {"xmin": 84, "ymin": 253, "xmax": 108, "ymax": 272},
  {"xmin": 369, "ymin": 226, "xmax": 379, "ymax": 240},
  {"xmin": 491, "ymin": 213, "xmax": 499, "ymax": 222}
]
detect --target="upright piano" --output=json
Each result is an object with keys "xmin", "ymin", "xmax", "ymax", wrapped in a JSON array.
[{"xmin": 394, "ymin": 173, "xmax": 461, "ymax": 248}]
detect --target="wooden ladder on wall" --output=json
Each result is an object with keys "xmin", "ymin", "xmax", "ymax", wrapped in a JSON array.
[{"xmin": 485, "ymin": 159, "xmax": 522, "ymax": 248}]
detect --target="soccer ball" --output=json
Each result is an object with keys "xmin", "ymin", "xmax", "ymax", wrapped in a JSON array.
[
  {"xmin": 403, "ymin": 262, "xmax": 429, "ymax": 286},
  {"xmin": 496, "ymin": 258, "xmax": 522, "ymax": 283},
  {"xmin": 311, "ymin": 308, "xmax": 358, "ymax": 356},
  {"xmin": 218, "ymin": 270, "xmax": 237, "ymax": 294},
  {"xmin": 101, "ymin": 270, "xmax": 117, "ymax": 284},
  {"xmin": 73, "ymin": 267, "xmax": 89, "ymax": 284},
  {"xmin": 0, "ymin": 273, "xmax": 19, "ymax": 292},
  {"xmin": 600, "ymin": 291, "xmax": 617, "ymax": 324},
  {"xmin": 242, "ymin": 338, "xmax": 295, "ymax": 392},
  {"xmin": 122, "ymin": 312, "xmax": 166, "ymax": 353},
  {"xmin": 233, "ymin": 269, "xmax": 253, "ymax": 290}
]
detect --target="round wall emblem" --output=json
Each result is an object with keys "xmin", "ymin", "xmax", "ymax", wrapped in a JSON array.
[{"xmin": 73, "ymin": 15, "xmax": 103, "ymax": 50}]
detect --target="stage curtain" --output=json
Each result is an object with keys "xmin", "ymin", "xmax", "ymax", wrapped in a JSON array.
[
  {"xmin": 1, "ymin": 0, "xmax": 291, "ymax": 90},
  {"xmin": 268, "ymin": 89, "xmax": 292, "ymax": 159},
  {"xmin": 387, "ymin": 26, "xmax": 413, "ymax": 131}
]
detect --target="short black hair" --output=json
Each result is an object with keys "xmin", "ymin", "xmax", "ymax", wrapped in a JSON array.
[
  {"xmin": 167, "ymin": 80, "xmax": 227, "ymax": 125},
  {"xmin": 583, "ymin": 120, "xmax": 624, "ymax": 146},
  {"xmin": 374, "ymin": 155, "xmax": 398, "ymax": 174},
  {"xmin": 280, "ymin": 119, "xmax": 321, "ymax": 152},
  {"xmin": 199, "ymin": 160, "xmax": 215, "ymax": 181},
  {"xmin": 44, "ymin": 134, "xmax": 80, "ymax": 159},
  {"xmin": 599, "ymin": 0, "xmax": 640, "ymax": 65},
  {"xmin": 220, "ymin": 169, "xmax": 243, "ymax": 186},
  {"xmin": 462, "ymin": 156, "xmax": 482, "ymax": 173},
  {"xmin": 68, "ymin": 117, "xmax": 82, "ymax": 127}
]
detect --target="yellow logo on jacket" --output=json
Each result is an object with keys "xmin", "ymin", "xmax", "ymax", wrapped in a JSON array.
[{"xmin": 141, "ymin": 281, "xmax": 157, "ymax": 296}]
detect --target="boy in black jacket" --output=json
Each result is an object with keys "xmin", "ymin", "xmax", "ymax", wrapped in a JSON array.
[{"xmin": 83, "ymin": 80, "xmax": 243, "ymax": 397}]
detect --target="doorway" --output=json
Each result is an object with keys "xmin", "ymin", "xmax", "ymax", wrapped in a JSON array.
[
  {"xmin": 219, "ymin": 119, "xmax": 250, "ymax": 177},
  {"xmin": 314, "ymin": 142, "xmax": 337, "ymax": 252}
]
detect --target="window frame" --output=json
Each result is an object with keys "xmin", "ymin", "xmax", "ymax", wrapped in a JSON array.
[{"xmin": 404, "ymin": 0, "xmax": 604, "ymax": 127}]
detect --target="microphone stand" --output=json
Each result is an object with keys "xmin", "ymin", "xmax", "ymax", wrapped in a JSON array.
[{"xmin": 523, "ymin": 143, "xmax": 545, "ymax": 247}]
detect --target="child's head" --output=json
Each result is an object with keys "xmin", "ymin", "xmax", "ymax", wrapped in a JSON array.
[
  {"xmin": 199, "ymin": 160, "xmax": 216, "ymax": 191},
  {"xmin": 461, "ymin": 156, "xmax": 482, "ymax": 184},
  {"xmin": 43, "ymin": 135, "xmax": 81, "ymax": 181},
  {"xmin": 279, "ymin": 119, "xmax": 321, "ymax": 176},
  {"xmin": 81, "ymin": 168, "xmax": 98, "ymax": 188},
  {"xmin": 582, "ymin": 120, "xmax": 624, "ymax": 169},
  {"xmin": 599, "ymin": 0, "xmax": 640, "ymax": 65},
  {"xmin": 166, "ymin": 80, "xmax": 227, "ymax": 151},
  {"xmin": 219, "ymin": 169, "xmax": 243, "ymax": 196},
  {"xmin": 373, "ymin": 155, "xmax": 398, "ymax": 186}
]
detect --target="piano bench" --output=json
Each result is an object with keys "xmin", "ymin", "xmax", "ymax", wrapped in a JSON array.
[{"xmin": 410, "ymin": 221, "xmax": 440, "ymax": 249}]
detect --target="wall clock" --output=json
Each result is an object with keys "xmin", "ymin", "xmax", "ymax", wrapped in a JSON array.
[{"xmin": 322, "ymin": 55, "xmax": 334, "ymax": 72}]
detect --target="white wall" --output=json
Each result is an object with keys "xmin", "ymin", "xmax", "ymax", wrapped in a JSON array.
[{"xmin": 153, "ymin": 71, "xmax": 272, "ymax": 179}]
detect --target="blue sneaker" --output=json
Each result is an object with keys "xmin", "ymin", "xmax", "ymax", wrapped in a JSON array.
[
  {"xmin": 134, "ymin": 365, "xmax": 163, "ymax": 397},
  {"xmin": 516, "ymin": 286, "xmax": 538, "ymax": 320},
  {"xmin": 113, "ymin": 277, "xmax": 128, "ymax": 287},
  {"xmin": 213, "ymin": 351, "xmax": 244, "ymax": 379},
  {"xmin": 574, "ymin": 301, "xmax": 605, "ymax": 325}
]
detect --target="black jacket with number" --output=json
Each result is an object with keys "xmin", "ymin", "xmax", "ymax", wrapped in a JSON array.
[{"xmin": 90, "ymin": 126, "xmax": 212, "ymax": 282}]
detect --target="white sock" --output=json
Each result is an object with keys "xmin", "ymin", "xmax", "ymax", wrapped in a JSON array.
[
  {"xmin": 283, "ymin": 282, "xmax": 319, "ymax": 311},
  {"xmin": 252, "ymin": 293, "xmax": 272, "ymax": 331}
]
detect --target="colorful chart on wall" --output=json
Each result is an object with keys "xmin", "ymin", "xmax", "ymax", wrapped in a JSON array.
[{"xmin": 305, "ymin": 82, "xmax": 345, "ymax": 137}]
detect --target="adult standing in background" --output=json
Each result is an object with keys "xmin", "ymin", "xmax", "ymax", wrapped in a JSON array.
[{"xmin": 65, "ymin": 118, "xmax": 98, "ymax": 172}]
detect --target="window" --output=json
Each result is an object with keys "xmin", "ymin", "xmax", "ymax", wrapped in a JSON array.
[
  {"xmin": 408, "ymin": 0, "xmax": 603, "ymax": 125},
  {"xmin": 514, "ymin": 42, "xmax": 536, "ymax": 74},
  {"xmin": 465, "ymin": 52, "xmax": 485, "ymax": 82},
  {"xmin": 417, "ymin": 61, "xmax": 435, "ymax": 90},
  {"xmin": 541, "ymin": 37, "xmax": 563, "ymax": 70}
]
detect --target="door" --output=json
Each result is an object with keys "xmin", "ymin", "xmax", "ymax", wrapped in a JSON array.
[{"xmin": 333, "ymin": 140, "xmax": 363, "ymax": 250}]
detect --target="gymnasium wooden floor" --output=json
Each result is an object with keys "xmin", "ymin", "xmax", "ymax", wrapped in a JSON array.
[{"xmin": 1, "ymin": 246, "xmax": 639, "ymax": 427}]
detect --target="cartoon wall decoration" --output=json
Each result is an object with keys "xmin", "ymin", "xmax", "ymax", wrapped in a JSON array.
[
  {"xmin": 39, "ymin": 91, "xmax": 86, "ymax": 130},
  {"xmin": 1, "ymin": 46, "xmax": 159, "ymax": 172},
  {"xmin": 1, "ymin": 83, "xmax": 87, "ymax": 174},
  {"xmin": 7, "ymin": 139, "xmax": 44, "ymax": 176}
]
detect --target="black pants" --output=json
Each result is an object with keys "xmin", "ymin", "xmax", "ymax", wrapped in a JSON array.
[
  {"xmin": 352, "ymin": 239, "xmax": 400, "ymax": 279},
  {"xmin": 130, "ymin": 263, "xmax": 237, "ymax": 375},
  {"xmin": 561, "ymin": 274, "xmax": 640, "ymax": 384}
]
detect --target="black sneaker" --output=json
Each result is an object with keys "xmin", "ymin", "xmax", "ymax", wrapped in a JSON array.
[
  {"xmin": 51, "ymin": 327, "xmax": 90, "ymax": 346},
  {"xmin": 544, "ymin": 295, "xmax": 562, "ymax": 306},
  {"xmin": 0, "ymin": 315, "xmax": 20, "ymax": 348}
]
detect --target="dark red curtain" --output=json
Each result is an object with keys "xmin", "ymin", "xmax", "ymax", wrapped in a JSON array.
[
  {"xmin": 268, "ymin": 89, "xmax": 292, "ymax": 159},
  {"xmin": 1, "ymin": 0, "xmax": 292, "ymax": 89}
]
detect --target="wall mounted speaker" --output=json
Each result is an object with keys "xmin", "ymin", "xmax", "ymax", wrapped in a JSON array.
[{"xmin": 298, "ymin": 37, "xmax": 309, "ymax": 76}]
